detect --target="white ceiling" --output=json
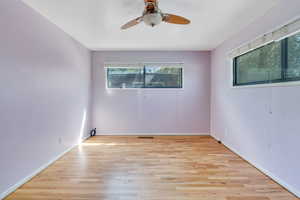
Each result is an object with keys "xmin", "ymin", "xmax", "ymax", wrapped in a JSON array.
[{"xmin": 22, "ymin": 0, "xmax": 278, "ymax": 51}]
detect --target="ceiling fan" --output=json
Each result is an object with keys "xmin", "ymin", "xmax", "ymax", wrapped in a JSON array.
[{"xmin": 121, "ymin": 0, "xmax": 191, "ymax": 30}]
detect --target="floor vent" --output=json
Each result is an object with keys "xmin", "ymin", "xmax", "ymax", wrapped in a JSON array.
[{"xmin": 138, "ymin": 136, "xmax": 154, "ymax": 139}]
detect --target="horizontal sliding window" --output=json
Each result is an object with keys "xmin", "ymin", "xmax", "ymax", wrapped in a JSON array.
[
  {"xmin": 106, "ymin": 64, "xmax": 183, "ymax": 89},
  {"xmin": 233, "ymin": 32, "xmax": 300, "ymax": 86}
]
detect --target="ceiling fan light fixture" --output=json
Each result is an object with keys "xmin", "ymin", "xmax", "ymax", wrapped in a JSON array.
[{"xmin": 143, "ymin": 13, "xmax": 162, "ymax": 27}]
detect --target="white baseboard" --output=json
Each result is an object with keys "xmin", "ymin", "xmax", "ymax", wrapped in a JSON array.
[
  {"xmin": 216, "ymin": 138, "xmax": 300, "ymax": 198},
  {"xmin": 96, "ymin": 133, "xmax": 210, "ymax": 136},
  {"xmin": 81, "ymin": 134, "xmax": 91, "ymax": 142},
  {"xmin": 0, "ymin": 136, "xmax": 90, "ymax": 200}
]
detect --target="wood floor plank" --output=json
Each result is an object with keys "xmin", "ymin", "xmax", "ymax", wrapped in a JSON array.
[{"xmin": 5, "ymin": 136, "xmax": 298, "ymax": 200}]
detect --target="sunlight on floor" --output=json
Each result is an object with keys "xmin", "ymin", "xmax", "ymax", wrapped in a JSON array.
[{"xmin": 80, "ymin": 143, "xmax": 118, "ymax": 146}]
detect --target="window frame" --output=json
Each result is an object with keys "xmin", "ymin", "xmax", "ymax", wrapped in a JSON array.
[
  {"xmin": 233, "ymin": 33, "xmax": 300, "ymax": 87},
  {"xmin": 105, "ymin": 63, "xmax": 184, "ymax": 90}
]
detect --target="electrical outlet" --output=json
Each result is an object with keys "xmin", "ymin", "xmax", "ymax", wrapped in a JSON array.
[
  {"xmin": 58, "ymin": 137, "xmax": 62, "ymax": 145},
  {"xmin": 268, "ymin": 142, "xmax": 272, "ymax": 153},
  {"xmin": 224, "ymin": 127, "xmax": 228, "ymax": 139}
]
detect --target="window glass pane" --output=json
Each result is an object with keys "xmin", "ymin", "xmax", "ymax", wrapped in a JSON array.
[
  {"xmin": 235, "ymin": 42, "xmax": 281, "ymax": 85},
  {"xmin": 107, "ymin": 68, "xmax": 144, "ymax": 88},
  {"xmin": 145, "ymin": 66, "xmax": 182, "ymax": 88},
  {"xmin": 287, "ymin": 33, "xmax": 300, "ymax": 79}
]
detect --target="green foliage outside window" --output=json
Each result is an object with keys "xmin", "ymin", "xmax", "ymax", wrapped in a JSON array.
[{"xmin": 287, "ymin": 33, "xmax": 300, "ymax": 79}]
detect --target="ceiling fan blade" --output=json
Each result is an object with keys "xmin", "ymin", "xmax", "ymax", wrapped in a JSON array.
[
  {"xmin": 121, "ymin": 17, "xmax": 143, "ymax": 30},
  {"xmin": 163, "ymin": 14, "xmax": 191, "ymax": 25}
]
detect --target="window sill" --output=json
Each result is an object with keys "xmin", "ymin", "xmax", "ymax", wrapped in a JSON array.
[
  {"xmin": 232, "ymin": 80, "xmax": 300, "ymax": 89},
  {"xmin": 106, "ymin": 88, "xmax": 185, "ymax": 91}
]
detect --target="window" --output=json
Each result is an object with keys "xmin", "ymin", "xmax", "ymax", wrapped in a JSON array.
[
  {"xmin": 145, "ymin": 65, "xmax": 182, "ymax": 88},
  {"xmin": 233, "ymin": 32, "xmax": 300, "ymax": 86},
  {"xmin": 287, "ymin": 33, "xmax": 300, "ymax": 79},
  {"xmin": 106, "ymin": 64, "xmax": 183, "ymax": 89},
  {"xmin": 107, "ymin": 67, "xmax": 144, "ymax": 88}
]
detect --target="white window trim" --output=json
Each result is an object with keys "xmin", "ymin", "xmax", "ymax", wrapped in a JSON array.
[
  {"xmin": 232, "ymin": 81, "xmax": 300, "ymax": 89},
  {"xmin": 229, "ymin": 16, "xmax": 300, "ymax": 58}
]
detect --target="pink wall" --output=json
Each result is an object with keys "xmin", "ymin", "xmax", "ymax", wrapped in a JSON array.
[
  {"xmin": 92, "ymin": 51, "xmax": 211, "ymax": 135},
  {"xmin": 211, "ymin": 0, "xmax": 300, "ymax": 197},
  {"xmin": 0, "ymin": 0, "xmax": 91, "ymax": 197}
]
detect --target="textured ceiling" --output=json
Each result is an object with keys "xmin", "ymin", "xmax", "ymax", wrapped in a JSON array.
[{"xmin": 22, "ymin": 0, "xmax": 278, "ymax": 50}]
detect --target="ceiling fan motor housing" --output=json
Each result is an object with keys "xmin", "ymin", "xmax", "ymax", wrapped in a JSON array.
[{"xmin": 143, "ymin": 13, "xmax": 163, "ymax": 27}]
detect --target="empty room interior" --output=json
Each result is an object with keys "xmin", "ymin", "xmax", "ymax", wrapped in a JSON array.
[{"xmin": 1, "ymin": 0, "xmax": 300, "ymax": 199}]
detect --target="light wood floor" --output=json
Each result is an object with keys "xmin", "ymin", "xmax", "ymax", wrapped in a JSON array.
[{"xmin": 5, "ymin": 136, "xmax": 298, "ymax": 200}]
